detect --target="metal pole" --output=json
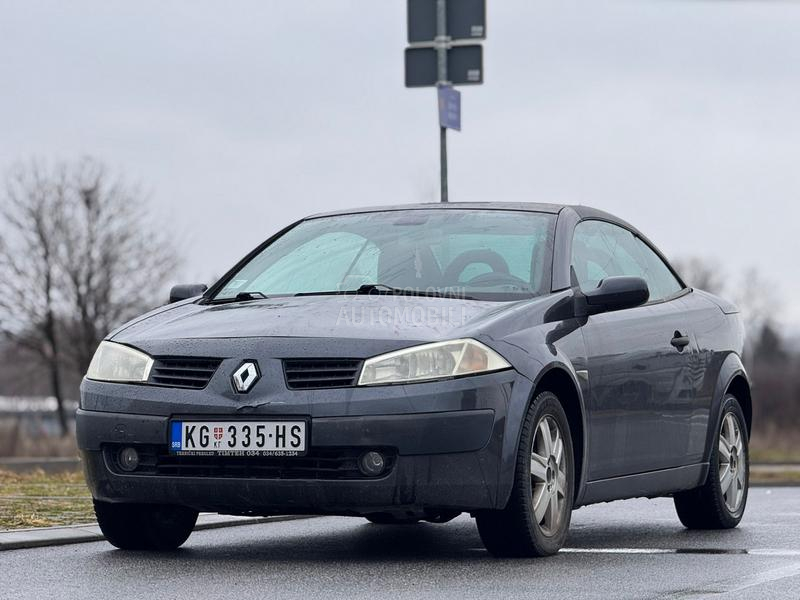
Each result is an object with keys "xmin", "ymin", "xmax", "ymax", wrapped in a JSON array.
[
  {"xmin": 436, "ymin": 0, "xmax": 448, "ymax": 203},
  {"xmin": 439, "ymin": 124, "xmax": 448, "ymax": 203}
]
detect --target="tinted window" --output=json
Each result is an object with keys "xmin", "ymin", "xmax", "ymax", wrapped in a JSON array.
[
  {"xmin": 572, "ymin": 220, "xmax": 683, "ymax": 302},
  {"xmin": 213, "ymin": 209, "xmax": 556, "ymax": 302}
]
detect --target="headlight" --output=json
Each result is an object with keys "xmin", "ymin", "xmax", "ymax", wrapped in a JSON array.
[
  {"xmin": 86, "ymin": 341, "xmax": 154, "ymax": 383},
  {"xmin": 358, "ymin": 338, "xmax": 511, "ymax": 386}
]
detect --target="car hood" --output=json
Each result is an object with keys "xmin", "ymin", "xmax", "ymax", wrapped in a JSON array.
[{"xmin": 110, "ymin": 294, "xmax": 533, "ymax": 346}]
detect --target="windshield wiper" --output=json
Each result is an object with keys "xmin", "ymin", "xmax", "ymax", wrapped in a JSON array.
[
  {"xmin": 236, "ymin": 291, "xmax": 268, "ymax": 300},
  {"xmin": 354, "ymin": 283, "xmax": 400, "ymax": 295},
  {"xmin": 208, "ymin": 291, "xmax": 268, "ymax": 304},
  {"xmin": 355, "ymin": 284, "xmax": 478, "ymax": 299},
  {"xmin": 294, "ymin": 284, "xmax": 476, "ymax": 300}
]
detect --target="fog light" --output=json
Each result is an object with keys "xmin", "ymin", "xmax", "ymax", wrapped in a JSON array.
[
  {"xmin": 359, "ymin": 451, "xmax": 386, "ymax": 477},
  {"xmin": 118, "ymin": 447, "xmax": 140, "ymax": 472}
]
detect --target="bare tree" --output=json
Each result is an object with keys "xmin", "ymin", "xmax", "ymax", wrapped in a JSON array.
[
  {"xmin": 60, "ymin": 159, "xmax": 180, "ymax": 374},
  {"xmin": 0, "ymin": 158, "xmax": 181, "ymax": 434},
  {"xmin": 731, "ymin": 266, "xmax": 781, "ymax": 338},
  {"xmin": 673, "ymin": 256, "xmax": 780, "ymax": 338},
  {"xmin": 672, "ymin": 256, "xmax": 726, "ymax": 295},
  {"xmin": 0, "ymin": 162, "xmax": 70, "ymax": 433}
]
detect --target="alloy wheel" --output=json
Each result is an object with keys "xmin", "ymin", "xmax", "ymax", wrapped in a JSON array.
[
  {"xmin": 530, "ymin": 415, "xmax": 567, "ymax": 536},
  {"xmin": 718, "ymin": 412, "xmax": 746, "ymax": 512}
]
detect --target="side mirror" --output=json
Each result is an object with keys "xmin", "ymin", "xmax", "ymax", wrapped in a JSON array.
[
  {"xmin": 169, "ymin": 283, "xmax": 208, "ymax": 304},
  {"xmin": 584, "ymin": 276, "xmax": 649, "ymax": 314}
]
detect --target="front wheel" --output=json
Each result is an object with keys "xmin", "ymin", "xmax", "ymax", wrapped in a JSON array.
[
  {"xmin": 673, "ymin": 395, "xmax": 749, "ymax": 529},
  {"xmin": 94, "ymin": 501, "xmax": 198, "ymax": 550},
  {"xmin": 475, "ymin": 391, "xmax": 574, "ymax": 557}
]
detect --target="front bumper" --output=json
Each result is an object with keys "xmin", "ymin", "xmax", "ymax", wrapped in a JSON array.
[{"xmin": 77, "ymin": 370, "xmax": 533, "ymax": 516}]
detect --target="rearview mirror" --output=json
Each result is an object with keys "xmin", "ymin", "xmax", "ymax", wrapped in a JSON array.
[
  {"xmin": 584, "ymin": 276, "xmax": 649, "ymax": 314},
  {"xmin": 169, "ymin": 283, "xmax": 208, "ymax": 304}
]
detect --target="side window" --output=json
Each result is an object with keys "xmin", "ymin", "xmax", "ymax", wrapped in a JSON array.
[
  {"xmin": 630, "ymin": 236, "xmax": 683, "ymax": 301},
  {"xmin": 571, "ymin": 221, "xmax": 683, "ymax": 302}
]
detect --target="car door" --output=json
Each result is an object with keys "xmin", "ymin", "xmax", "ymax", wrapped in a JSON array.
[{"xmin": 571, "ymin": 220, "xmax": 696, "ymax": 480}]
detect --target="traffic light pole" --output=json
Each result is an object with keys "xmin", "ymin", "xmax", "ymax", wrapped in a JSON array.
[{"xmin": 436, "ymin": 0, "xmax": 449, "ymax": 203}]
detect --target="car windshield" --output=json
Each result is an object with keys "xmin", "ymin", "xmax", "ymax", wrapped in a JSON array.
[{"xmin": 211, "ymin": 209, "xmax": 556, "ymax": 302}]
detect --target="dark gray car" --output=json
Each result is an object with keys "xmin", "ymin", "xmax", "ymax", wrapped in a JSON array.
[{"xmin": 77, "ymin": 203, "xmax": 750, "ymax": 557}]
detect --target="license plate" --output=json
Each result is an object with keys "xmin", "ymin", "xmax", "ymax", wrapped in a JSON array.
[{"xmin": 169, "ymin": 420, "xmax": 307, "ymax": 456}]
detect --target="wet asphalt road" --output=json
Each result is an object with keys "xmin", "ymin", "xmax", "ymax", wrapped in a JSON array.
[{"xmin": 2, "ymin": 487, "xmax": 799, "ymax": 600}]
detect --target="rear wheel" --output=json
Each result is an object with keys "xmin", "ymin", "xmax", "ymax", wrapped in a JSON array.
[
  {"xmin": 475, "ymin": 391, "xmax": 574, "ymax": 557},
  {"xmin": 94, "ymin": 501, "xmax": 198, "ymax": 550},
  {"xmin": 673, "ymin": 395, "xmax": 749, "ymax": 529}
]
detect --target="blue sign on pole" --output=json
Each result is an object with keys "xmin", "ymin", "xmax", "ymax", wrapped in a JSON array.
[{"xmin": 437, "ymin": 85, "xmax": 461, "ymax": 131}]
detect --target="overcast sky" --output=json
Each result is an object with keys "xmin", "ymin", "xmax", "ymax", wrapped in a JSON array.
[{"xmin": 2, "ymin": 1, "xmax": 799, "ymax": 324}]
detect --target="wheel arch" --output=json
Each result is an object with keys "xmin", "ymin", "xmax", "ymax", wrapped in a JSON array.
[
  {"xmin": 726, "ymin": 374, "xmax": 752, "ymax": 437},
  {"xmin": 530, "ymin": 364, "xmax": 588, "ymax": 506},
  {"xmin": 704, "ymin": 353, "xmax": 752, "ymax": 463}
]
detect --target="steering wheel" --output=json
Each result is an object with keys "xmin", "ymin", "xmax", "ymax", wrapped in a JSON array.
[
  {"xmin": 464, "ymin": 270, "xmax": 530, "ymax": 289},
  {"xmin": 443, "ymin": 249, "xmax": 515, "ymax": 286}
]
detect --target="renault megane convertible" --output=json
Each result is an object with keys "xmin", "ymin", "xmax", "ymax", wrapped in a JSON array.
[{"xmin": 78, "ymin": 203, "xmax": 750, "ymax": 556}]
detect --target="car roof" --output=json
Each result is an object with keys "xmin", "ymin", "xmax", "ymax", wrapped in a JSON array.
[
  {"xmin": 309, "ymin": 201, "xmax": 621, "ymax": 218},
  {"xmin": 306, "ymin": 201, "xmax": 564, "ymax": 218},
  {"xmin": 306, "ymin": 202, "xmax": 631, "ymax": 229}
]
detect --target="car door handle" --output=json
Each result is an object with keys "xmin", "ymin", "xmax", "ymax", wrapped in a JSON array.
[{"xmin": 671, "ymin": 332, "xmax": 690, "ymax": 351}]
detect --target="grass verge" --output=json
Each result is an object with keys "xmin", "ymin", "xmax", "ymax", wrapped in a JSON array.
[
  {"xmin": 750, "ymin": 467, "xmax": 800, "ymax": 486},
  {"xmin": 0, "ymin": 469, "xmax": 94, "ymax": 529}
]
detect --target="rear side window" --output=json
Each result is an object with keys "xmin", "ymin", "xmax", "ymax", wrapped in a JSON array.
[{"xmin": 571, "ymin": 220, "xmax": 683, "ymax": 302}]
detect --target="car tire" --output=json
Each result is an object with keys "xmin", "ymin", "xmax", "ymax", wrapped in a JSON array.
[
  {"xmin": 673, "ymin": 394, "xmax": 749, "ymax": 529},
  {"xmin": 475, "ymin": 391, "xmax": 574, "ymax": 557},
  {"xmin": 364, "ymin": 514, "xmax": 420, "ymax": 525},
  {"xmin": 94, "ymin": 500, "xmax": 198, "ymax": 550}
]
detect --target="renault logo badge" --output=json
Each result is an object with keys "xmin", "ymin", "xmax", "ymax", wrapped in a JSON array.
[{"xmin": 232, "ymin": 360, "xmax": 260, "ymax": 393}]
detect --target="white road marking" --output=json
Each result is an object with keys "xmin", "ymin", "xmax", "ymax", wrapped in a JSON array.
[
  {"xmin": 562, "ymin": 548, "xmax": 675, "ymax": 554},
  {"xmin": 723, "ymin": 563, "xmax": 800, "ymax": 594},
  {"xmin": 561, "ymin": 547, "xmax": 800, "ymax": 557}
]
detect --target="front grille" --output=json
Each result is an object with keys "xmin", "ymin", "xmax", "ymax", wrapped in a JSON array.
[
  {"xmin": 105, "ymin": 445, "xmax": 396, "ymax": 480},
  {"xmin": 283, "ymin": 358, "xmax": 362, "ymax": 389},
  {"xmin": 148, "ymin": 357, "xmax": 222, "ymax": 389}
]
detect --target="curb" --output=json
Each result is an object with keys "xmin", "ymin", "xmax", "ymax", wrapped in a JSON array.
[{"xmin": 0, "ymin": 513, "xmax": 313, "ymax": 552}]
